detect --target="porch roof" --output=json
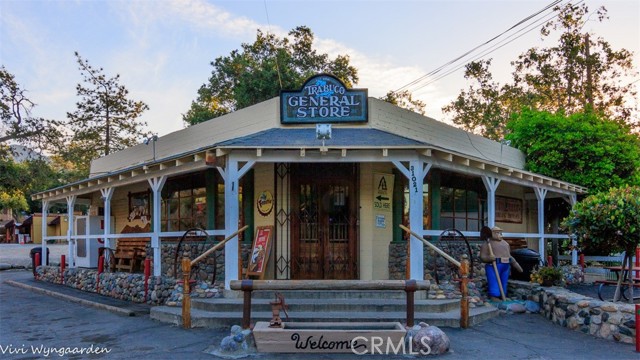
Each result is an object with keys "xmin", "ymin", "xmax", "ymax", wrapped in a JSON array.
[{"xmin": 216, "ymin": 128, "xmax": 427, "ymax": 148}]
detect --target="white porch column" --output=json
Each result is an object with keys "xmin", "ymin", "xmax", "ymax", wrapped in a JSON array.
[
  {"xmin": 66, "ymin": 195, "xmax": 76, "ymax": 268},
  {"xmin": 564, "ymin": 194, "xmax": 578, "ymax": 265},
  {"xmin": 220, "ymin": 155, "xmax": 255, "ymax": 289},
  {"xmin": 100, "ymin": 187, "xmax": 114, "ymax": 260},
  {"xmin": 534, "ymin": 187, "xmax": 548, "ymax": 263},
  {"xmin": 41, "ymin": 200, "xmax": 49, "ymax": 266},
  {"xmin": 148, "ymin": 176, "xmax": 167, "ymax": 277},
  {"xmin": 392, "ymin": 159, "xmax": 431, "ymax": 280},
  {"xmin": 481, "ymin": 176, "xmax": 501, "ymax": 227}
]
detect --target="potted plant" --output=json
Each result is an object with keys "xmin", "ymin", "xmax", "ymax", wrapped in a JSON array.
[{"xmin": 530, "ymin": 266, "xmax": 563, "ymax": 286}]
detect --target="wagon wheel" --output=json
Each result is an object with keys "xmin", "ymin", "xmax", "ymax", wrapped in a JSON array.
[
  {"xmin": 597, "ymin": 283, "xmax": 629, "ymax": 302},
  {"xmin": 173, "ymin": 228, "xmax": 219, "ymax": 287},
  {"xmin": 433, "ymin": 228, "xmax": 473, "ymax": 284},
  {"xmin": 98, "ymin": 246, "xmax": 117, "ymax": 273}
]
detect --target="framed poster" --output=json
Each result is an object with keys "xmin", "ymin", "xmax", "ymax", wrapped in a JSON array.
[
  {"xmin": 247, "ymin": 226, "xmax": 274, "ymax": 279},
  {"xmin": 495, "ymin": 196, "xmax": 523, "ymax": 223},
  {"xmin": 128, "ymin": 191, "xmax": 150, "ymax": 224}
]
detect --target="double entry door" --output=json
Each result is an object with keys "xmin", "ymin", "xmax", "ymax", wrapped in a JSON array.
[{"xmin": 290, "ymin": 163, "xmax": 358, "ymax": 279}]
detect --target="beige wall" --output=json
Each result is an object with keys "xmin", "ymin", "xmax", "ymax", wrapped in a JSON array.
[
  {"xmin": 252, "ymin": 163, "xmax": 276, "ymax": 279},
  {"xmin": 368, "ymin": 98, "xmax": 526, "ymax": 169},
  {"xmin": 90, "ymin": 98, "xmax": 280, "ymax": 176},
  {"xmin": 359, "ymin": 163, "xmax": 395, "ymax": 280}
]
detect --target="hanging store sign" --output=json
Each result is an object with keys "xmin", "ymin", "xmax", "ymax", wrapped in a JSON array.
[{"xmin": 280, "ymin": 74, "xmax": 368, "ymax": 124}]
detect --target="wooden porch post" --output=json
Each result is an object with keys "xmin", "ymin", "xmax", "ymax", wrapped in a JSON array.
[
  {"xmin": 148, "ymin": 176, "xmax": 167, "ymax": 277},
  {"xmin": 41, "ymin": 200, "xmax": 49, "ymax": 266},
  {"xmin": 66, "ymin": 195, "xmax": 76, "ymax": 268},
  {"xmin": 534, "ymin": 187, "xmax": 548, "ymax": 264}
]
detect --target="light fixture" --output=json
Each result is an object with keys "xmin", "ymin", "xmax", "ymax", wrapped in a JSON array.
[{"xmin": 316, "ymin": 124, "xmax": 332, "ymax": 147}]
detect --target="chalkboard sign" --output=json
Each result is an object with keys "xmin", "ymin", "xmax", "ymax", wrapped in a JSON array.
[{"xmin": 246, "ymin": 226, "xmax": 274, "ymax": 279}]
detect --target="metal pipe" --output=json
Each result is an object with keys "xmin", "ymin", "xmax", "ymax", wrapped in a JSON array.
[{"xmin": 400, "ymin": 224, "xmax": 461, "ymax": 268}]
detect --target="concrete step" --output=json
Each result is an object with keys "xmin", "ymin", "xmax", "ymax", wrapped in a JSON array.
[
  {"xmin": 190, "ymin": 297, "xmax": 460, "ymax": 313},
  {"xmin": 150, "ymin": 305, "xmax": 499, "ymax": 329},
  {"xmin": 246, "ymin": 290, "xmax": 424, "ymax": 300}
]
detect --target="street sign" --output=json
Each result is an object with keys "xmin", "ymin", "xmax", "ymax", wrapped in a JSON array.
[{"xmin": 373, "ymin": 173, "xmax": 394, "ymax": 212}]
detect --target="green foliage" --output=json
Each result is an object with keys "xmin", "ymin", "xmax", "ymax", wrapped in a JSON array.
[
  {"xmin": 563, "ymin": 185, "xmax": 640, "ymax": 255},
  {"xmin": 442, "ymin": 59, "xmax": 524, "ymax": 140},
  {"xmin": 530, "ymin": 266, "xmax": 563, "ymax": 285},
  {"xmin": 184, "ymin": 26, "xmax": 358, "ymax": 126},
  {"xmin": 506, "ymin": 109, "xmax": 640, "ymax": 193},
  {"xmin": 0, "ymin": 66, "xmax": 62, "ymax": 151},
  {"xmin": 66, "ymin": 52, "xmax": 150, "ymax": 174},
  {"xmin": 380, "ymin": 90, "xmax": 426, "ymax": 115},
  {"xmin": 443, "ymin": 3, "xmax": 638, "ymax": 138},
  {"xmin": 0, "ymin": 149, "xmax": 66, "ymax": 213}
]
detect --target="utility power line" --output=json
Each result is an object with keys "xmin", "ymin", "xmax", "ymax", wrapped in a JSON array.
[
  {"xmin": 393, "ymin": 0, "xmax": 569, "ymax": 94},
  {"xmin": 411, "ymin": 0, "xmax": 585, "ymax": 94}
]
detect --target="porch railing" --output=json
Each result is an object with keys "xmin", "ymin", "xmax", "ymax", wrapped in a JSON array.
[
  {"xmin": 399, "ymin": 224, "xmax": 470, "ymax": 328},
  {"xmin": 181, "ymin": 225, "xmax": 249, "ymax": 328}
]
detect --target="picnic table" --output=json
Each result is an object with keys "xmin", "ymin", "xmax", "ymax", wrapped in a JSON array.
[{"xmin": 595, "ymin": 265, "xmax": 640, "ymax": 302}]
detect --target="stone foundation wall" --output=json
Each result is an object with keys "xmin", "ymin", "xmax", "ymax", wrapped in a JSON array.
[
  {"xmin": 37, "ymin": 266, "xmax": 176, "ymax": 305},
  {"xmin": 389, "ymin": 241, "xmax": 485, "ymax": 282},
  {"xmin": 508, "ymin": 280, "xmax": 636, "ymax": 344},
  {"xmin": 34, "ymin": 241, "xmax": 254, "ymax": 306}
]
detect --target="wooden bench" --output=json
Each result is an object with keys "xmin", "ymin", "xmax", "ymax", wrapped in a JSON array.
[{"xmin": 114, "ymin": 238, "xmax": 149, "ymax": 273}]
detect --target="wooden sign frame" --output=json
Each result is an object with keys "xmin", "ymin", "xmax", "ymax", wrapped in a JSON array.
[{"xmin": 246, "ymin": 226, "xmax": 274, "ymax": 279}]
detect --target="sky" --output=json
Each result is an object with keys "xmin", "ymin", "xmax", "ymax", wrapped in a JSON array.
[{"xmin": 1, "ymin": 0, "xmax": 639, "ymax": 139}]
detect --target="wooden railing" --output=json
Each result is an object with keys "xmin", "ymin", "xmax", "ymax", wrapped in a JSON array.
[
  {"xmin": 181, "ymin": 225, "xmax": 249, "ymax": 328},
  {"xmin": 229, "ymin": 279, "xmax": 431, "ymax": 329},
  {"xmin": 399, "ymin": 224, "xmax": 470, "ymax": 328}
]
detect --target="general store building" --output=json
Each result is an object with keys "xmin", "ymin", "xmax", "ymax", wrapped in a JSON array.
[{"xmin": 33, "ymin": 75, "xmax": 586, "ymax": 289}]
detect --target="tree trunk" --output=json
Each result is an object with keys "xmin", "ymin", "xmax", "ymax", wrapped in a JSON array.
[{"xmin": 613, "ymin": 253, "xmax": 627, "ymax": 302}]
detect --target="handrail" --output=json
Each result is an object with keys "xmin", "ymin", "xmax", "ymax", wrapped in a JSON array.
[
  {"xmin": 191, "ymin": 225, "xmax": 248, "ymax": 266},
  {"xmin": 181, "ymin": 225, "xmax": 249, "ymax": 328},
  {"xmin": 399, "ymin": 225, "xmax": 461, "ymax": 268},
  {"xmin": 399, "ymin": 224, "xmax": 470, "ymax": 328}
]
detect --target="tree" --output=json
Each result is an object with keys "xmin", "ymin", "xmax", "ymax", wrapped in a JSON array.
[
  {"xmin": 443, "ymin": 3, "xmax": 638, "ymax": 138},
  {"xmin": 0, "ymin": 66, "xmax": 62, "ymax": 151},
  {"xmin": 0, "ymin": 149, "xmax": 29, "ymax": 213},
  {"xmin": 66, "ymin": 52, "xmax": 150, "ymax": 174},
  {"xmin": 563, "ymin": 185, "xmax": 640, "ymax": 301},
  {"xmin": 184, "ymin": 26, "xmax": 358, "ymax": 126},
  {"xmin": 506, "ymin": 108, "xmax": 640, "ymax": 193},
  {"xmin": 380, "ymin": 90, "xmax": 426, "ymax": 116},
  {"xmin": 442, "ymin": 60, "xmax": 524, "ymax": 140},
  {"xmin": 0, "ymin": 146, "xmax": 70, "ymax": 214}
]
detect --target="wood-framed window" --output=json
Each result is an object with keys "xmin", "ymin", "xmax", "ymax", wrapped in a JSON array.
[{"xmin": 439, "ymin": 173, "xmax": 485, "ymax": 232}]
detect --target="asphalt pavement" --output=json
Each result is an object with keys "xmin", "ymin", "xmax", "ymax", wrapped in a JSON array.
[{"xmin": 0, "ymin": 244, "xmax": 638, "ymax": 359}]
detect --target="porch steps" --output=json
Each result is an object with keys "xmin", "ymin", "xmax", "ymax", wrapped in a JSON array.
[{"xmin": 150, "ymin": 290, "xmax": 499, "ymax": 328}]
